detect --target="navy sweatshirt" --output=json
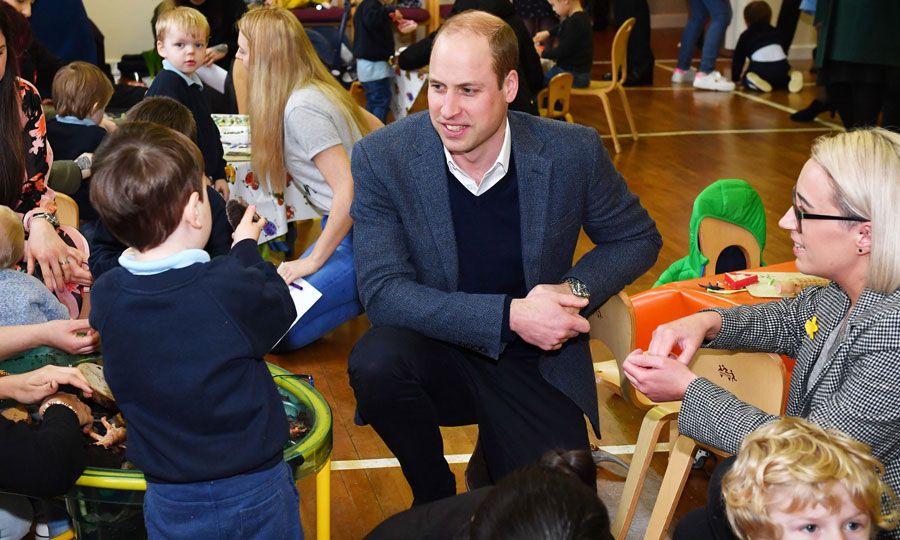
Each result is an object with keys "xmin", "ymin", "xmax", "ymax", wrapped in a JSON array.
[
  {"xmin": 145, "ymin": 70, "xmax": 227, "ymax": 181},
  {"xmin": 88, "ymin": 186, "xmax": 232, "ymax": 280},
  {"xmin": 89, "ymin": 239, "xmax": 296, "ymax": 483},
  {"xmin": 353, "ymin": 0, "xmax": 395, "ymax": 62},
  {"xmin": 543, "ymin": 11, "xmax": 594, "ymax": 74},
  {"xmin": 46, "ymin": 119, "xmax": 107, "ymax": 222},
  {"xmin": 447, "ymin": 153, "xmax": 525, "ymax": 344}
]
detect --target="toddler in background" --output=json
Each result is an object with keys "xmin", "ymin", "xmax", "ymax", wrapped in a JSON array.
[
  {"xmin": 0, "ymin": 206, "xmax": 69, "ymax": 326},
  {"xmin": 88, "ymin": 96, "xmax": 232, "ymax": 280},
  {"xmin": 89, "ymin": 123, "xmax": 301, "ymax": 539},
  {"xmin": 731, "ymin": 1, "xmax": 803, "ymax": 93},
  {"xmin": 46, "ymin": 61, "xmax": 115, "ymax": 241},
  {"xmin": 532, "ymin": 0, "xmax": 593, "ymax": 88},
  {"xmin": 353, "ymin": 0, "xmax": 416, "ymax": 122},
  {"xmin": 723, "ymin": 417, "xmax": 899, "ymax": 539},
  {"xmin": 147, "ymin": 6, "xmax": 230, "ymax": 202}
]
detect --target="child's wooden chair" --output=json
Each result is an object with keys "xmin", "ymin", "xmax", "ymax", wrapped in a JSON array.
[
  {"xmin": 536, "ymin": 72, "xmax": 575, "ymax": 123},
  {"xmin": 54, "ymin": 193, "xmax": 79, "ymax": 227}
]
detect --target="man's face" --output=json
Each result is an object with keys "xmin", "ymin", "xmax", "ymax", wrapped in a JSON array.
[
  {"xmin": 427, "ymin": 32, "xmax": 518, "ymax": 162},
  {"xmin": 157, "ymin": 28, "xmax": 207, "ymax": 76}
]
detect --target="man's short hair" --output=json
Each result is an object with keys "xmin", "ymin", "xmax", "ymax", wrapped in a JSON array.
[
  {"xmin": 155, "ymin": 6, "xmax": 210, "ymax": 43},
  {"xmin": 434, "ymin": 10, "xmax": 518, "ymax": 88},
  {"xmin": 722, "ymin": 417, "xmax": 899, "ymax": 540},
  {"xmin": 51, "ymin": 61, "xmax": 114, "ymax": 119},
  {"xmin": 0, "ymin": 205, "xmax": 24, "ymax": 268},
  {"xmin": 125, "ymin": 96, "xmax": 198, "ymax": 142},
  {"xmin": 90, "ymin": 122, "xmax": 206, "ymax": 252},
  {"xmin": 743, "ymin": 1, "xmax": 772, "ymax": 25}
]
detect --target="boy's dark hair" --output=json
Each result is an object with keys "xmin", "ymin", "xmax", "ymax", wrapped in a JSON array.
[
  {"xmin": 743, "ymin": 1, "xmax": 772, "ymax": 25},
  {"xmin": 90, "ymin": 122, "xmax": 205, "ymax": 251},
  {"xmin": 51, "ymin": 61, "xmax": 114, "ymax": 119},
  {"xmin": 126, "ymin": 96, "xmax": 198, "ymax": 142},
  {"xmin": 468, "ymin": 464, "xmax": 613, "ymax": 540}
]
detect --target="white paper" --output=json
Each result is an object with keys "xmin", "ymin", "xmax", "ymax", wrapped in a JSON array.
[
  {"xmin": 196, "ymin": 64, "xmax": 228, "ymax": 94},
  {"xmin": 274, "ymin": 276, "xmax": 323, "ymax": 347}
]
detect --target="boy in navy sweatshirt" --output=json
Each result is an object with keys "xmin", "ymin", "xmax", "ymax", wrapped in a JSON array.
[
  {"xmin": 46, "ymin": 61, "xmax": 114, "ymax": 239},
  {"xmin": 146, "ymin": 6, "xmax": 230, "ymax": 201},
  {"xmin": 533, "ymin": 0, "xmax": 593, "ymax": 88},
  {"xmin": 88, "ymin": 124, "xmax": 302, "ymax": 539}
]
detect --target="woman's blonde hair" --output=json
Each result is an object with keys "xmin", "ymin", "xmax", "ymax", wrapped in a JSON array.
[
  {"xmin": 0, "ymin": 205, "xmax": 24, "ymax": 268},
  {"xmin": 723, "ymin": 417, "xmax": 899, "ymax": 540},
  {"xmin": 238, "ymin": 7, "xmax": 372, "ymax": 192},
  {"xmin": 810, "ymin": 128, "xmax": 900, "ymax": 293}
]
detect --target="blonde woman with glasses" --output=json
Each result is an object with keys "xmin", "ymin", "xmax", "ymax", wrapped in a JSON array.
[{"xmin": 623, "ymin": 127, "xmax": 900, "ymax": 539}]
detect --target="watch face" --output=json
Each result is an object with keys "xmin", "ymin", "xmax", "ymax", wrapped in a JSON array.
[{"xmin": 75, "ymin": 155, "xmax": 92, "ymax": 171}]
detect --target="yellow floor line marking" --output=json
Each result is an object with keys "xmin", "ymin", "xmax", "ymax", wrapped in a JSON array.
[
  {"xmin": 594, "ymin": 126, "xmax": 832, "ymax": 141},
  {"xmin": 733, "ymin": 90, "xmax": 843, "ymax": 129},
  {"xmin": 330, "ymin": 444, "xmax": 672, "ymax": 471}
]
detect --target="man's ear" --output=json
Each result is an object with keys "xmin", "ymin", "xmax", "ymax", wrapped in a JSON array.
[
  {"xmin": 182, "ymin": 191, "xmax": 203, "ymax": 229},
  {"xmin": 503, "ymin": 69, "xmax": 519, "ymax": 105}
]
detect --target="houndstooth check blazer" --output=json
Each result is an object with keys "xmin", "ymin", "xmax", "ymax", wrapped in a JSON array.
[{"xmin": 678, "ymin": 283, "xmax": 900, "ymax": 537}]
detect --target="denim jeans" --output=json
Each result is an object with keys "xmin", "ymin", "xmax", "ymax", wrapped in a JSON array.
[
  {"xmin": 273, "ymin": 216, "xmax": 363, "ymax": 351},
  {"xmin": 544, "ymin": 64, "xmax": 591, "ymax": 88},
  {"xmin": 0, "ymin": 494, "xmax": 32, "ymax": 540},
  {"xmin": 143, "ymin": 461, "xmax": 302, "ymax": 540},
  {"xmin": 677, "ymin": 0, "xmax": 732, "ymax": 74},
  {"xmin": 362, "ymin": 78, "xmax": 392, "ymax": 123}
]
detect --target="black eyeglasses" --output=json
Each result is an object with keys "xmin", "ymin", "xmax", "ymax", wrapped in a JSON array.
[{"xmin": 792, "ymin": 187, "xmax": 868, "ymax": 233}]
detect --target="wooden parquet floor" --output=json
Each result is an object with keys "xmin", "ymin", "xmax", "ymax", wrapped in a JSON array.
[{"xmin": 267, "ymin": 27, "xmax": 840, "ymax": 539}]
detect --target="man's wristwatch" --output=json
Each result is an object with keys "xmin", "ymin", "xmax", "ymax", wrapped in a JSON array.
[{"xmin": 563, "ymin": 277, "xmax": 590, "ymax": 299}]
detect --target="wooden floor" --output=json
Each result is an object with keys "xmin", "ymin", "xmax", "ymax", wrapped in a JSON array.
[{"xmin": 267, "ymin": 27, "xmax": 840, "ymax": 539}]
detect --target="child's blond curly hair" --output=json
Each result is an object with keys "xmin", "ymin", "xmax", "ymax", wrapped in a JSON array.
[
  {"xmin": 0, "ymin": 205, "xmax": 24, "ymax": 268},
  {"xmin": 722, "ymin": 417, "xmax": 899, "ymax": 539}
]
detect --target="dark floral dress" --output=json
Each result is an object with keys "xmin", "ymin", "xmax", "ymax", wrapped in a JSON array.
[
  {"xmin": 16, "ymin": 78, "xmax": 87, "ymax": 318},
  {"xmin": 16, "ymin": 78, "xmax": 53, "ymax": 215}
]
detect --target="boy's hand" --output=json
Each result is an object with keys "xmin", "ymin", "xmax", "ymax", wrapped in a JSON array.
[
  {"xmin": 533, "ymin": 31, "xmax": 550, "ymax": 45},
  {"xmin": 213, "ymin": 178, "xmax": 230, "ymax": 201},
  {"xmin": 231, "ymin": 204, "xmax": 266, "ymax": 246}
]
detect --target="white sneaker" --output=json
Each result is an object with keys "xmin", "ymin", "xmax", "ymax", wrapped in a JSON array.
[
  {"xmin": 671, "ymin": 67, "xmax": 696, "ymax": 84},
  {"xmin": 745, "ymin": 72, "xmax": 772, "ymax": 92},
  {"xmin": 788, "ymin": 70, "xmax": 804, "ymax": 93},
  {"xmin": 693, "ymin": 70, "xmax": 735, "ymax": 92}
]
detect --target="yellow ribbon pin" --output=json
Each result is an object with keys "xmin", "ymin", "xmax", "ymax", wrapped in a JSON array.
[{"xmin": 805, "ymin": 316, "xmax": 819, "ymax": 340}]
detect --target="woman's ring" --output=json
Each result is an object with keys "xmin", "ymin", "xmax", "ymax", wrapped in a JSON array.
[{"xmin": 59, "ymin": 259, "xmax": 69, "ymax": 266}]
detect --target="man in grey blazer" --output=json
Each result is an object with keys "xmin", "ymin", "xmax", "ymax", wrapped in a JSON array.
[{"xmin": 348, "ymin": 11, "xmax": 661, "ymax": 504}]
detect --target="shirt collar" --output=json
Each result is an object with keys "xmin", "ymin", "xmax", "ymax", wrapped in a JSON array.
[
  {"xmin": 162, "ymin": 59, "xmax": 204, "ymax": 88},
  {"xmin": 119, "ymin": 248, "xmax": 210, "ymax": 276},
  {"xmin": 443, "ymin": 119, "xmax": 511, "ymax": 197},
  {"xmin": 54, "ymin": 115, "xmax": 97, "ymax": 127}
]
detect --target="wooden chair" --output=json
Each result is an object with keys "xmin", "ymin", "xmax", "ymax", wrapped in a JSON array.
[
  {"xmin": 536, "ymin": 72, "xmax": 575, "ymax": 123},
  {"xmin": 589, "ymin": 291, "xmax": 645, "ymax": 469},
  {"xmin": 54, "ymin": 193, "xmax": 79, "ymax": 227},
  {"xmin": 698, "ymin": 217, "xmax": 762, "ymax": 276},
  {"xmin": 590, "ymin": 290, "xmax": 650, "ymax": 409},
  {"xmin": 570, "ymin": 17, "xmax": 638, "ymax": 154},
  {"xmin": 614, "ymin": 348, "xmax": 787, "ymax": 540}
]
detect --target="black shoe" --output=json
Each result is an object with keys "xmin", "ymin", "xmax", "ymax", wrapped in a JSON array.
[
  {"xmin": 624, "ymin": 71, "xmax": 653, "ymax": 86},
  {"xmin": 790, "ymin": 99, "xmax": 836, "ymax": 122},
  {"xmin": 464, "ymin": 440, "xmax": 492, "ymax": 491}
]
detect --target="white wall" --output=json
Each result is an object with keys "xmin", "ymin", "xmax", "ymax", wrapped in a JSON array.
[
  {"xmin": 85, "ymin": 0, "xmax": 816, "ymax": 62},
  {"xmin": 84, "ymin": 0, "xmax": 159, "ymax": 63}
]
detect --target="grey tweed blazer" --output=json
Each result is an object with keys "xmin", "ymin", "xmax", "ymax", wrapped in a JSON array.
[
  {"xmin": 349, "ymin": 111, "xmax": 661, "ymax": 435},
  {"xmin": 680, "ymin": 284, "xmax": 900, "ymax": 537}
]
